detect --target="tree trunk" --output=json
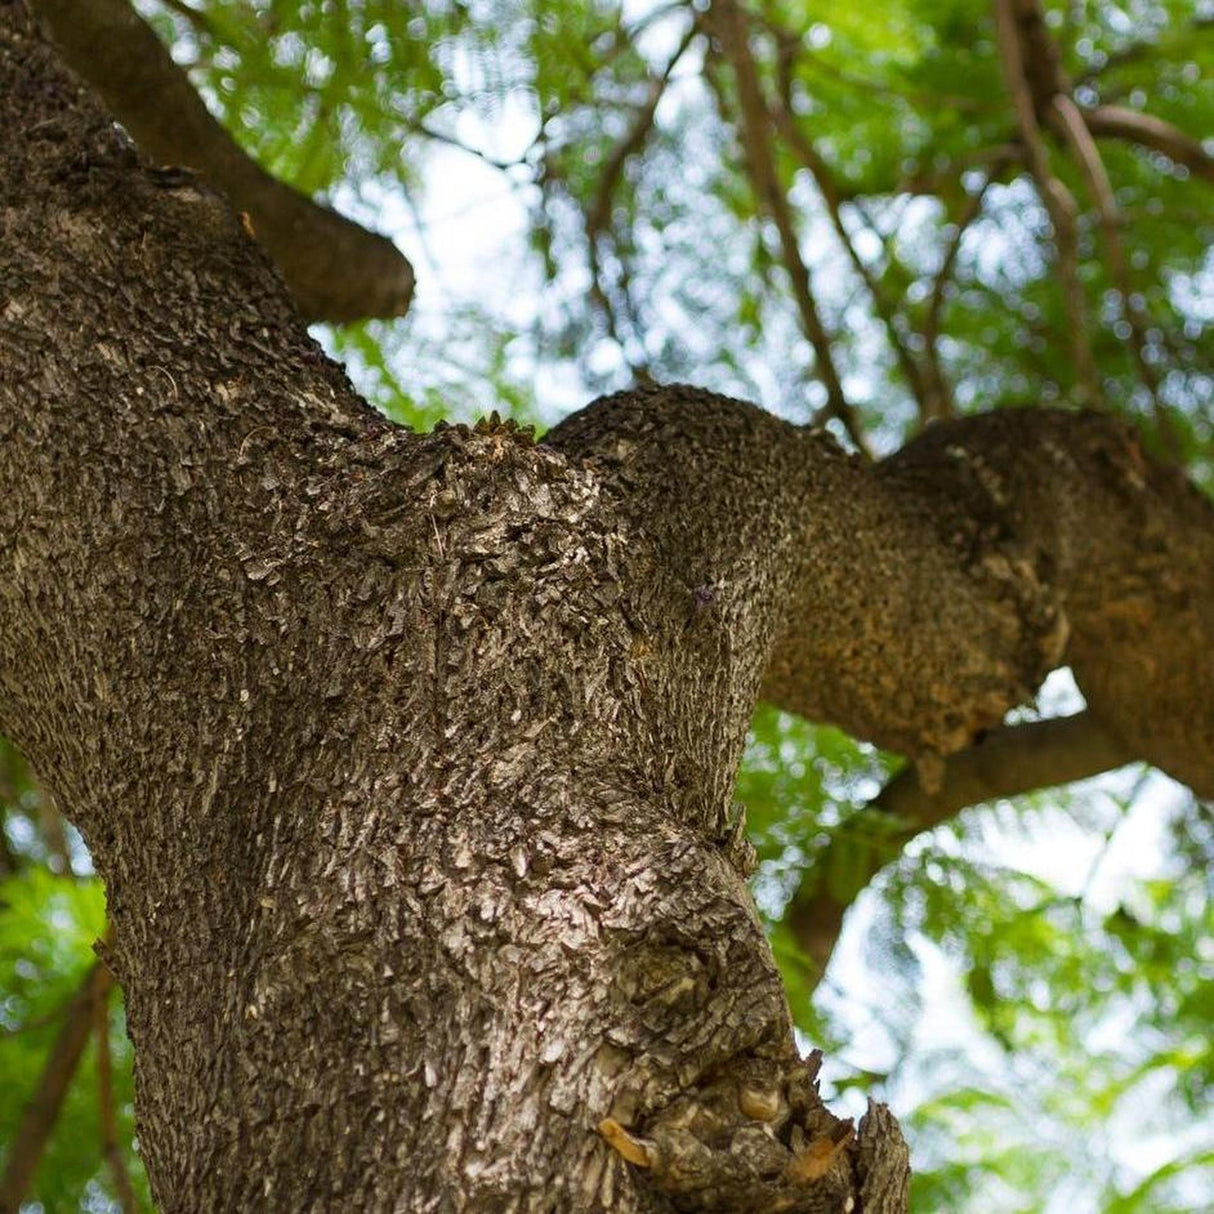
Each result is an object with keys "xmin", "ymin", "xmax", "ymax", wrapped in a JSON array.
[{"xmin": 1, "ymin": 6, "xmax": 1209, "ymax": 1211}]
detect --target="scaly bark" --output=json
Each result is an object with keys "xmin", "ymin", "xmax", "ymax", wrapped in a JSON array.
[{"xmin": 1, "ymin": 5, "xmax": 1210, "ymax": 1211}]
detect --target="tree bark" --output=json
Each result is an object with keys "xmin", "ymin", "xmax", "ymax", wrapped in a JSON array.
[{"xmin": 1, "ymin": 5, "xmax": 1210, "ymax": 1212}]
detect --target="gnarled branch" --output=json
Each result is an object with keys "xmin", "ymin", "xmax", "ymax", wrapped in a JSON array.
[{"xmin": 31, "ymin": 0, "xmax": 414, "ymax": 324}]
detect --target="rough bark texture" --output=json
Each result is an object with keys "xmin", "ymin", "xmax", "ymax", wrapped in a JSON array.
[{"xmin": 1, "ymin": 5, "xmax": 1211, "ymax": 1212}]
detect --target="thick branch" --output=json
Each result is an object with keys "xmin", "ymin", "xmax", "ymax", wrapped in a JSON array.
[
  {"xmin": 786, "ymin": 712, "xmax": 1132, "ymax": 979},
  {"xmin": 554, "ymin": 398, "xmax": 1214, "ymax": 991},
  {"xmin": 873, "ymin": 711, "xmax": 1131, "ymax": 824},
  {"xmin": 553, "ymin": 396, "xmax": 1214, "ymax": 798},
  {"xmin": 31, "ymin": 0, "xmax": 414, "ymax": 323},
  {"xmin": 870, "ymin": 411, "xmax": 1214, "ymax": 796}
]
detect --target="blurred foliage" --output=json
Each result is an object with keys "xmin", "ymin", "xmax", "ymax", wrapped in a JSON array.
[
  {"xmin": 4, "ymin": 0, "xmax": 1213, "ymax": 1209},
  {"xmin": 1, "ymin": 744, "xmax": 150, "ymax": 1211}
]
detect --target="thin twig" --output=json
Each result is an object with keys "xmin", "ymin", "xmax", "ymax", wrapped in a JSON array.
[
  {"xmin": 0, "ymin": 813, "xmax": 16, "ymax": 876},
  {"xmin": 1, "ymin": 1002, "xmax": 72, "ymax": 1039},
  {"xmin": 582, "ymin": 19, "xmax": 698, "ymax": 382},
  {"xmin": 1076, "ymin": 767, "xmax": 1152, "ymax": 903},
  {"xmin": 0, "ymin": 962, "xmax": 113, "ymax": 1214},
  {"xmin": 994, "ymin": 0, "xmax": 1101, "ymax": 408},
  {"xmin": 768, "ymin": 82, "xmax": 934, "ymax": 421},
  {"xmin": 920, "ymin": 165, "xmax": 1005, "ymax": 423},
  {"xmin": 1076, "ymin": 14, "xmax": 1214, "ymax": 85},
  {"xmin": 37, "ymin": 798, "xmax": 73, "ymax": 878},
  {"xmin": 402, "ymin": 118, "xmax": 525, "ymax": 173},
  {"xmin": 1050, "ymin": 94, "xmax": 1183, "ymax": 457},
  {"xmin": 0, "ymin": 746, "xmax": 24, "ymax": 875},
  {"xmin": 710, "ymin": 0, "xmax": 871, "ymax": 455},
  {"xmin": 155, "ymin": 0, "xmax": 216, "ymax": 40},
  {"xmin": 585, "ymin": 20, "xmax": 698, "ymax": 242},
  {"xmin": 0, "ymin": 746, "xmax": 72, "ymax": 876},
  {"xmin": 765, "ymin": 19, "xmax": 998, "ymax": 115},
  {"xmin": 95, "ymin": 985, "xmax": 139, "ymax": 1213},
  {"xmin": 897, "ymin": 142, "xmax": 1022, "ymax": 197}
]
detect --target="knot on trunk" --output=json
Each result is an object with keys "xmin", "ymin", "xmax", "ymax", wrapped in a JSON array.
[{"xmin": 599, "ymin": 1050, "xmax": 859, "ymax": 1211}]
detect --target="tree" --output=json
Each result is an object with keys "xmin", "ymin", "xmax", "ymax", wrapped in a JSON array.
[{"xmin": 1, "ymin": 0, "xmax": 1211, "ymax": 1210}]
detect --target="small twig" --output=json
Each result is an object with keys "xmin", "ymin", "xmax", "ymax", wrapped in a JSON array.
[
  {"xmin": 403, "ymin": 118, "xmax": 524, "ymax": 173},
  {"xmin": 1, "ymin": 1003, "xmax": 71, "ymax": 1039},
  {"xmin": 585, "ymin": 20, "xmax": 697, "ymax": 242},
  {"xmin": 0, "ymin": 744, "xmax": 22, "ymax": 876},
  {"xmin": 586, "ymin": 253, "xmax": 654, "ymax": 385},
  {"xmin": 582, "ymin": 20, "xmax": 697, "ymax": 383},
  {"xmin": 615, "ymin": 260, "xmax": 657, "ymax": 387},
  {"xmin": 95, "ymin": 984, "xmax": 139, "ymax": 1213},
  {"xmin": 155, "ymin": 0, "xmax": 216, "ymax": 40},
  {"xmin": 994, "ymin": 0, "xmax": 1100, "ymax": 407},
  {"xmin": 710, "ymin": 0, "xmax": 871, "ymax": 455},
  {"xmin": 898, "ymin": 142, "xmax": 1022, "ymax": 197},
  {"xmin": 1076, "ymin": 767, "xmax": 1151, "ymax": 903},
  {"xmin": 37, "ymin": 798, "xmax": 73, "ymax": 878},
  {"xmin": 1050, "ymin": 94, "xmax": 1183, "ymax": 457},
  {"xmin": 0, "ymin": 814, "xmax": 16, "ymax": 876},
  {"xmin": 0, "ymin": 962, "xmax": 113, "ymax": 1214},
  {"xmin": 920, "ymin": 166, "xmax": 1004, "ymax": 423},
  {"xmin": 769, "ymin": 80, "xmax": 934, "ymax": 422},
  {"xmin": 1082, "ymin": 104, "xmax": 1214, "ymax": 186},
  {"xmin": 1076, "ymin": 15, "xmax": 1214, "ymax": 85},
  {"xmin": 766, "ymin": 19, "xmax": 997, "ymax": 115},
  {"xmin": 0, "ymin": 745, "xmax": 72, "ymax": 876}
]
